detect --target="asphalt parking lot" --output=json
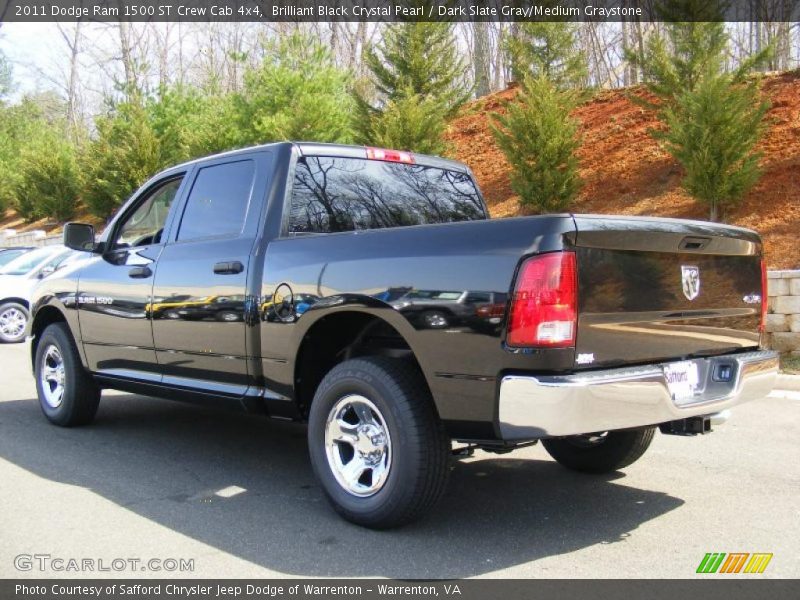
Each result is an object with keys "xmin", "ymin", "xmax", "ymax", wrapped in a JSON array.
[{"xmin": 0, "ymin": 343, "xmax": 798, "ymax": 579}]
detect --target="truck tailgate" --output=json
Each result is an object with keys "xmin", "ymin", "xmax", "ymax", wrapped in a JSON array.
[{"xmin": 572, "ymin": 215, "xmax": 764, "ymax": 369}]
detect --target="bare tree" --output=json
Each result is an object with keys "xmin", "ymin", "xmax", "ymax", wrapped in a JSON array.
[
  {"xmin": 472, "ymin": 21, "xmax": 491, "ymax": 97},
  {"xmin": 57, "ymin": 19, "xmax": 84, "ymax": 139}
]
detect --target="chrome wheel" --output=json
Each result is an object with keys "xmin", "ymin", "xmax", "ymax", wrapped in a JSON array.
[
  {"xmin": 324, "ymin": 395, "xmax": 392, "ymax": 497},
  {"xmin": 0, "ymin": 306, "xmax": 27, "ymax": 341},
  {"xmin": 422, "ymin": 311, "xmax": 448, "ymax": 328},
  {"xmin": 40, "ymin": 344, "xmax": 66, "ymax": 408}
]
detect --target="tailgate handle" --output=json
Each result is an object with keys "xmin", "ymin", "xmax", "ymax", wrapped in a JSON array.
[
  {"xmin": 214, "ymin": 261, "xmax": 244, "ymax": 275},
  {"xmin": 679, "ymin": 236, "xmax": 710, "ymax": 251}
]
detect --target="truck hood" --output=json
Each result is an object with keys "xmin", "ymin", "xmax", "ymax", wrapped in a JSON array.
[{"xmin": 0, "ymin": 274, "xmax": 38, "ymax": 302}]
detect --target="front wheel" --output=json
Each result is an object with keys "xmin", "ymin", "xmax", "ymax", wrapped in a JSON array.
[
  {"xmin": 542, "ymin": 427, "xmax": 655, "ymax": 474},
  {"xmin": 34, "ymin": 323, "xmax": 100, "ymax": 427},
  {"xmin": 308, "ymin": 357, "xmax": 450, "ymax": 529}
]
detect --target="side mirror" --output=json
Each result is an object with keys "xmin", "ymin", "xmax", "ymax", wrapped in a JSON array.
[{"xmin": 63, "ymin": 223, "xmax": 97, "ymax": 252}]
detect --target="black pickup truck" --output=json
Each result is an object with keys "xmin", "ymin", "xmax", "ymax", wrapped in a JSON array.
[{"xmin": 27, "ymin": 142, "xmax": 778, "ymax": 528}]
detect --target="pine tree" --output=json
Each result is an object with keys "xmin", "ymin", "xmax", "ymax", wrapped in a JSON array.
[
  {"xmin": 0, "ymin": 95, "xmax": 73, "ymax": 218},
  {"xmin": 16, "ymin": 134, "xmax": 80, "ymax": 222},
  {"xmin": 362, "ymin": 89, "xmax": 449, "ymax": 155},
  {"xmin": 356, "ymin": 22, "xmax": 470, "ymax": 151},
  {"xmin": 626, "ymin": 1, "xmax": 770, "ymax": 105},
  {"xmin": 506, "ymin": 22, "xmax": 587, "ymax": 90},
  {"xmin": 491, "ymin": 75, "xmax": 582, "ymax": 213},
  {"xmin": 626, "ymin": 3, "xmax": 730, "ymax": 102},
  {"xmin": 147, "ymin": 84, "xmax": 239, "ymax": 162},
  {"xmin": 236, "ymin": 32, "xmax": 354, "ymax": 145},
  {"xmin": 660, "ymin": 70, "xmax": 769, "ymax": 222},
  {"xmin": 81, "ymin": 97, "xmax": 164, "ymax": 219},
  {"xmin": 0, "ymin": 97, "xmax": 29, "ymax": 215},
  {"xmin": 626, "ymin": 0, "xmax": 772, "ymax": 221}
]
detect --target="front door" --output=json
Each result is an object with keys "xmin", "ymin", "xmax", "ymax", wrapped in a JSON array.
[
  {"xmin": 78, "ymin": 175, "xmax": 186, "ymax": 379},
  {"xmin": 151, "ymin": 154, "xmax": 269, "ymax": 394}
]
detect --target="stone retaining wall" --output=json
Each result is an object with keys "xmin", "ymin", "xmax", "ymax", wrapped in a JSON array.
[
  {"xmin": 765, "ymin": 270, "xmax": 800, "ymax": 356},
  {"xmin": 1, "ymin": 229, "xmax": 61, "ymax": 248}
]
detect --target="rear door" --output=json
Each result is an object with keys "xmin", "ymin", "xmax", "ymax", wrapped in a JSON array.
[
  {"xmin": 572, "ymin": 216, "xmax": 763, "ymax": 369},
  {"xmin": 151, "ymin": 151, "xmax": 272, "ymax": 395}
]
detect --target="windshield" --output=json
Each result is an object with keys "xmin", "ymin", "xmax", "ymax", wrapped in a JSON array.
[
  {"xmin": 0, "ymin": 247, "xmax": 66, "ymax": 276},
  {"xmin": 0, "ymin": 249, "xmax": 31, "ymax": 267}
]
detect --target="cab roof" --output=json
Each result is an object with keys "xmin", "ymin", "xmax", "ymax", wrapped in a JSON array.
[{"xmin": 165, "ymin": 142, "xmax": 470, "ymax": 175}]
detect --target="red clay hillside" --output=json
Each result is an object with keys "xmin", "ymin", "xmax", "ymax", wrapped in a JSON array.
[{"xmin": 448, "ymin": 70, "xmax": 800, "ymax": 269}]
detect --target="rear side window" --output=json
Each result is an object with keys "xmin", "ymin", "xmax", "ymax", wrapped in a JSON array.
[
  {"xmin": 288, "ymin": 156, "xmax": 486, "ymax": 234},
  {"xmin": 178, "ymin": 160, "xmax": 255, "ymax": 241}
]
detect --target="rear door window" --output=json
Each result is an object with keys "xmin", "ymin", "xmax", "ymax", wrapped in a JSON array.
[
  {"xmin": 289, "ymin": 156, "xmax": 486, "ymax": 234},
  {"xmin": 178, "ymin": 160, "xmax": 256, "ymax": 241}
]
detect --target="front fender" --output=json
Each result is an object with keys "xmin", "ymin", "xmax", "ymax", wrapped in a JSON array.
[{"xmin": 28, "ymin": 280, "xmax": 86, "ymax": 370}]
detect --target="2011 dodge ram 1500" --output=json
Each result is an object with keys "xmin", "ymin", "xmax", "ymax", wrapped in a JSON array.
[{"xmin": 27, "ymin": 142, "xmax": 778, "ymax": 528}]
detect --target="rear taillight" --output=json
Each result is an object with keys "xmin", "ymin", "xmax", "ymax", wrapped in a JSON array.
[
  {"xmin": 507, "ymin": 252, "xmax": 577, "ymax": 348},
  {"xmin": 366, "ymin": 147, "xmax": 415, "ymax": 164},
  {"xmin": 760, "ymin": 259, "xmax": 768, "ymax": 333},
  {"xmin": 476, "ymin": 303, "xmax": 505, "ymax": 318}
]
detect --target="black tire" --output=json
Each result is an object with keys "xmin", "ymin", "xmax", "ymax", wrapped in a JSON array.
[
  {"xmin": 542, "ymin": 427, "xmax": 656, "ymax": 474},
  {"xmin": 34, "ymin": 322, "xmax": 100, "ymax": 427},
  {"xmin": 0, "ymin": 301, "xmax": 29, "ymax": 343},
  {"xmin": 308, "ymin": 357, "xmax": 450, "ymax": 529}
]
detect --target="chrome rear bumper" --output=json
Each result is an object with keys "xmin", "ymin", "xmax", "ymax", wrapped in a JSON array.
[{"xmin": 498, "ymin": 350, "xmax": 778, "ymax": 441}]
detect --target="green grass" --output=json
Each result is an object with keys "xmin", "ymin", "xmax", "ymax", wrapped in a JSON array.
[{"xmin": 779, "ymin": 354, "xmax": 800, "ymax": 374}]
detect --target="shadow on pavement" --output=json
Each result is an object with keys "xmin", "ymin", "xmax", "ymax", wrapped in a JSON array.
[{"xmin": 0, "ymin": 394, "xmax": 684, "ymax": 578}]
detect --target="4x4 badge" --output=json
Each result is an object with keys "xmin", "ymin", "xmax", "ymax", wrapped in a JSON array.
[{"xmin": 681, "ymin": 265, "xmax": 700, "ymax": 301}]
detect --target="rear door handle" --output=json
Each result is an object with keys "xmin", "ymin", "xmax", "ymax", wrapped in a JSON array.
[
  {"xmin": 128, "ymin": 266, "xmax": 152, "ymax": 278},
  {"xmin": 214, "ymin": 261, "xmax": 244, "ymax": 275}
]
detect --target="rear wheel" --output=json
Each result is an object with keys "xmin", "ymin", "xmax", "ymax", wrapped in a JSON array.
[
  {"xmin": 0, "ymin": 302, "xmax": 29, "ymax": 343},
  {"xmin": 34, "ymin": 323, "xmax": 100, "ymax": 427},
  {"xmin": 308, "ymin": 357, "xmax": 450, "ymax": 529},
  {"xmin": 420, "ymin": 310, "xmax": 449, "ymax": 329},
  {"xmin": 542, "ymin": 427, "xmax": 655, "ymax": 473}
]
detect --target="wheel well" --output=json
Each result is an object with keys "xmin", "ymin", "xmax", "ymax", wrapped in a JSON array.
[
  {"xmin": 294, "ymin": 312, "xmax": 428, "ymax": 418},
  {"xmin": 30, "ymin": 306, "xmax": 67, "ymax": 366},
  {"xmin": 0, "ymin": 297, "xmax": 30, "ymax": 309}
]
